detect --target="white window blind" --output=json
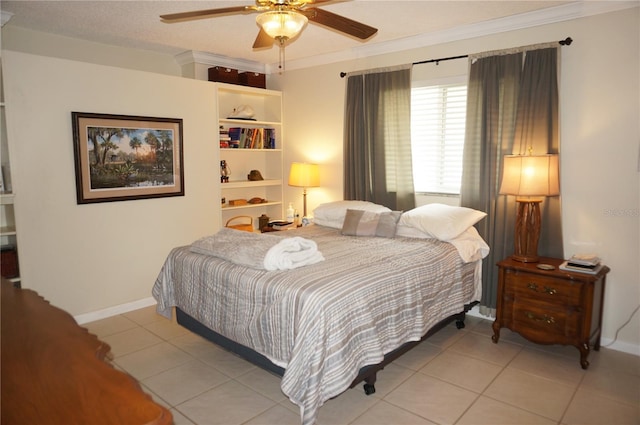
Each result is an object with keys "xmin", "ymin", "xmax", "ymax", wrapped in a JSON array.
[{"xmin": 411, "ymin": 83, "xmax": 467, "ymax": 194}]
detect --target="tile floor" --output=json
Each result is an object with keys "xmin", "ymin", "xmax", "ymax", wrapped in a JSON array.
[{"xmin": 84, "ymin": 306, "xmax": 640, "ymax": 425}]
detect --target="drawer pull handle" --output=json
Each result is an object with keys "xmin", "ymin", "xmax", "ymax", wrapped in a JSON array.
[
  {"xmin": 527, "ymin": 283, "xmax": 557, "ymax": 295},
  {"xmin": 525, "ymin": 311, "xmax": 555, "ymax": 324}
]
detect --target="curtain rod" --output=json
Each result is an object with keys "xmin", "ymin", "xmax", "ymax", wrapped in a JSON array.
[{"xmin": 339, "ymin": 37, "xmax": 573, "ymax": 78}]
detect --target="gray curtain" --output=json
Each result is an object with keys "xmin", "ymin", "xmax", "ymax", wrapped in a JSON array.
[
  {"xmin": 461, "ymin": 47, "xmax": 562, "ymax": 316},
  {"xmin": 514, "ymin": 48, "xmax": 563, "ymax": 260},
  {"xmin": 343, "ymin": 67, "xmax": 415, "ymax": 211},
  {"xmin": 460, "ymin": 53, "xmax": 523, "ymax": 317}
]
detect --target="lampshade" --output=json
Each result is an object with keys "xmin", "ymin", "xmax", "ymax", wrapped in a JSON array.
[
  {"xmin": 499, "ymin": 154, "xmax": 560, "ymax": 198},
  {"xmin": 256, "ymin": 11, "xmax": 308, "ymax": 40},
  {"xmin": 288, "ymin": 162, "xmax": 320, "ymax": 188}
]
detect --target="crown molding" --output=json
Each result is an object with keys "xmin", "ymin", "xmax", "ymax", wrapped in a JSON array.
[
  {"xmin": 273, "ymin": 1, "xmax": 639, "ymax": 73},
  {"xmin": 174, "ymin": 50, "xmax": 266, "ymax": 74},
  {"xmin": 177, "ymin": 1, "xmax": 637, "ymax": 75}
]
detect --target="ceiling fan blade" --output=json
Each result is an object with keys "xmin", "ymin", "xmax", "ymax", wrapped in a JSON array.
[
  {"xmin": 160, "ymin": 6, "xmax": 256, "ymax": 23},
  {"xmin": 303, "ymin": 7, "xmax": 377, "ymax": 40},
  {"xmin": 253, "ymin": 28, "xmax": 274, "ymax": 49}
]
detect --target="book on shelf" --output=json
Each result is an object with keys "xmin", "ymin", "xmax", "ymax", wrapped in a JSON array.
[
  {"xmin": 224, "ymin": 127, "xmax": 276, "ymax": 149},
  {"xmin": 267, "ymin": 128, "xmax": 276, "ymax": 149},
  {"xmin": 219, "ymin": 126, "xmax": 231, "ymax": 147},
  {"xmin": 228, "ymin": 127, "xmax": 240, "ymax": 141}
]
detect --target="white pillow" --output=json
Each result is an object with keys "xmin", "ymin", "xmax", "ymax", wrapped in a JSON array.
[
  {"xmin": 447, "ymin": 226, "xmax": 490, "ymax": 263},
  {"xmin": 313, "ymin": 200, "xmax": 391, "ymax": 229},
  {"xmin": 398, "ymin": 203, "xmax": 487, "ymax": 241},
  {"xmin": 396, "ymin": 222, "xmax": 490, "ymax": 263},
  {"xmin": 395, "ymin": 223, "xmax": 434, "ymax": 239}
]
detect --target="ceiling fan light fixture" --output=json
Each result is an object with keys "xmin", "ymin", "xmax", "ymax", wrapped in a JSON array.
[{"xmin": 256, "ymin": 10, "xmax": 308, "ymax": 41}]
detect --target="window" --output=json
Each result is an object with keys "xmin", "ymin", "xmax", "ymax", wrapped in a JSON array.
[{"xmin": 411, "ymin": 80, "xmax": 467, "ymax": 195}]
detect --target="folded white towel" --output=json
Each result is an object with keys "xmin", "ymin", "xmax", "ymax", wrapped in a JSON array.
[
  {"xmin": 190, "ymin": 228, "xmax": 324, "ymax": 271},
  {"xmin": 264, "ymin": 236, "xmax": 325, "ymax": 271}
]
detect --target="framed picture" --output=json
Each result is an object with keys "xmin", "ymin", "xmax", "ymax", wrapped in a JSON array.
[{"xmin": 72, "ymin": 112, "xmax": 184, "ymax": 204}]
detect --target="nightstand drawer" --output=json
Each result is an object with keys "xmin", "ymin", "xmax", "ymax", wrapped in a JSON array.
[
  {"xmin": 505, "ymin": 270, "xmax": 581, "ymax": 305},
  {"xmin": 507, "ymin": 299, "xmax": 580, "ymax": 340}
]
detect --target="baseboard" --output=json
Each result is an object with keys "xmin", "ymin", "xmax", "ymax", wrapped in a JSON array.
[
  {"xmin": 466, "ymin": 305, "xmax": 640, "ymax": 357},
  {"xmin": 74, "ymin": 297, "xmax": 157, "ymax": 325},
  {"xmin": 599, "ymin": 338, "xmax": 640, "ymax": 356}
]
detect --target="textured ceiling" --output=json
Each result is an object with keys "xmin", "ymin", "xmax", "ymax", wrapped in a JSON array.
[{"xmin": 0, "ymin": 1, "xmax": 625, "ymax": 71}]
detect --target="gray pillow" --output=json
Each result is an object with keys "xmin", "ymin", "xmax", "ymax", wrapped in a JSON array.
[{"xmin": 341, "ymin": 209, "xmax": 402, "ymax": 238}]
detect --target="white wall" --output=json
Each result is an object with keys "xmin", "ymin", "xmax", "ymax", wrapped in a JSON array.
[
  {"xmin": 277, "ymin": 8, "xmax": 640, "ymax": 354},
  {"xmin": 2, "ymin": 51, "xmax": 219, "ymax": 316},
  {"xmin": 2, "ymin": 26, "xmax": 181, "ymax": 76}
]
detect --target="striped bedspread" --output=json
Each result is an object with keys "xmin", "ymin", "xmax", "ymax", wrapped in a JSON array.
[{"xmin": 153, "ymin": 225, "xmax": 480, "ymax": 425}]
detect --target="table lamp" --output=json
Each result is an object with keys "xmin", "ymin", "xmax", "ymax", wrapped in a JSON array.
[
  {"xmin": 288, "ymin": 162, "xmax": 320, "ymax": 218},
  {"xmin": 499, "ymin": 153, "xmax": 560, "ymax": 262}
]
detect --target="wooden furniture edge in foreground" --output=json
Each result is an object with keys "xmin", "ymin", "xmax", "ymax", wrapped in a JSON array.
[{"xmin": 0, "ymin": 278, "xmax": 173, "ymax": 425}]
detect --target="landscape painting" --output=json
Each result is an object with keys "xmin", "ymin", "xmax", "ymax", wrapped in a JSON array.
[{"xmin": 72, "ymin": 112, "xmax": 184, "ymax": 204}]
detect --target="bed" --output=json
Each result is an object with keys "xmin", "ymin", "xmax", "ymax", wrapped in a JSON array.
[{"xmin": 153, "ymin": 202, "xmax": 489, "ymax": 425}]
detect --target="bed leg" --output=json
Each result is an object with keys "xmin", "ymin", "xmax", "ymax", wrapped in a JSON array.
[
  {"xmin": 363, "ymin": 374, "xmax": 376, "ymax": 395},
  {"xmin": 455, "ymin": 311, "xmax": 467, "ymax": 329}
]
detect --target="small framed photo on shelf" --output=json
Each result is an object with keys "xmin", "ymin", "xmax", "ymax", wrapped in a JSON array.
[{"xmin": 71, "ymin": 112, "xmax": 184, "ymax": 204}]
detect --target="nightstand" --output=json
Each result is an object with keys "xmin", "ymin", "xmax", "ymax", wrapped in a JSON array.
[{"xmin": 492, "ymin": 256, "xmax": 609, "ymax": 369}]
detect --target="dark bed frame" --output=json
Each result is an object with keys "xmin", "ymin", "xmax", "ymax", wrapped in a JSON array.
[{"xmin": 176, "ymin": 301, "xmax": 477, "ymax": 396}]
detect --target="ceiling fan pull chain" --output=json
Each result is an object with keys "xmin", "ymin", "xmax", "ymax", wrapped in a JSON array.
[{"xmin": 278, "ymin": 37, "xmax": 286, "ymax": 73}]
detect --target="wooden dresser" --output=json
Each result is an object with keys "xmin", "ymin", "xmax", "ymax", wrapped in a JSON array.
[
  {"xmin": 492, "ymin": 257, "xmax": 609, "ymax": 369},
  {"xmin": 0, "ymin": 279, "xmax": 173, "ymax": 425}
]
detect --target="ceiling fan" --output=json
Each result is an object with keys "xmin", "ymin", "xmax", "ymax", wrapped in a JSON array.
[{"xmin": 160, "ymin": 0, "xmax": 378, "ymax": 52}]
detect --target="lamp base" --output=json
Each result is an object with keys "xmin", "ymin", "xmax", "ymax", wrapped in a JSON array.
[
  {"xmin": 511, "ymin": 254, "xmax": 540, "ymax": 263},
  {"xmin": 512, "ymin": 199, "xmax": 542, "ymax": 263},
  {"xmin": 302, "ymin": 189, "xmax": 308, "ymax": 218}
]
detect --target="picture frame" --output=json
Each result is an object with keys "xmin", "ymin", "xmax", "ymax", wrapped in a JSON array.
[{"xmin": 72, "ymin": 112, "xmax": 184, "ymax": 204}]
